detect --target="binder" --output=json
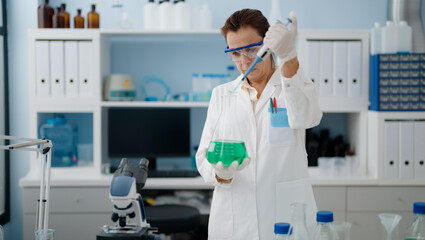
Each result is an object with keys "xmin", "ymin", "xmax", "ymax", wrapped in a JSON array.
[
  {"xmin": 399, "ymin": 121, "xmax": 414, "ymax": 179},
  {"xmin": 347, "ymin": 41, "xmax": 362, "ymax": 97},
  {"xmin": 384, "ymin": 121, "xmax": 398, "ymax": 179},
  {"xmin": 49, "ymin": 41, "xmax": 65, "ymax": 97},
  {"xmin": 414, "ymin": 121, "xmax": 425, "ymax": 179},
  {"xmin": 333, "ymin": 41, "xmax": 348, "ymax": 96},
  {"xmin": 64, "ymin": 41, "xmax": 79, "ymax": 97},
  {"xmin": 35, "ymin": 41, "xmax": 50, "ymax": 96},
  {"xmin": 319, "ymin": 41, "xmax": 333, "ymax": 96},
  {"xmin": 306, "ymin": 41, "xmax": 320, "ymax": 92},
  {"xmin": 78, "ymin": 41, "xmax": 93, "ymax": 97}
]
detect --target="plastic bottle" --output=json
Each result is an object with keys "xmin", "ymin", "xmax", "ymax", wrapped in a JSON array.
[
  {"xmin": 87, "ymin": 4, "xmax": 100, "ymax": 29},
  {"xmin": 312, "ymin": 211, "xmax": 340, "ymax": 240},
  {"xmin": 74, "ymin": 9, "xmax": 85, "ymax": 28},
  {"xmin": 174, "ymin": 0, "xmax": 191, "ymax": 30},
  {"xmin": 143, "ymin": 0, "xmax": 157, "ymax": 30},
  {"xmin": 275, "ymin": 222, "xmax": 291, "ymax": 240},
  {"xmin": 397, "ymin": 21, "xmax": 412, "ymax": 53},
  {"xmin": 38, "ymin": 0, "xmax": 54, "ymax": 28},
  {"xmin": 370, "ymin": 22, "xmax": 382, "ymax": 55},
  {"xmin": 382, "ymin": 21, "xmax": 397, "ymax": 54},
  {"xmin": 405, "ymin": 202, "xmax": 425, "ymax": 240},
  {"xmin": 199, "ymin": 1, "xmax": 212, "ymax": 29},
  {"xmin": 158, "ymin": 0, "xmax": 172, "ymax": 30},
  {"xmin": 61, "ymin": 3, "xmax": 70, "ymax": 28}
]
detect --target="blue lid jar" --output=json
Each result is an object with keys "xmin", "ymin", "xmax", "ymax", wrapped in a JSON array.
[
  {"xmin": 317, "ymin": 211, "xmax": 334, "ymax": 223},
  {"xmin": 274, "ymin": 222, "xmax": 290, "ymax": 235},
  {"xmin": 413, "ymin": 202, "xmax": 425, "ymax": 214}
]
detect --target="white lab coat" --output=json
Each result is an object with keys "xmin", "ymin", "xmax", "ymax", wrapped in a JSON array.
[{"xmin": 196, "ymin": 67, "xmax": 322, "ymax": 240}]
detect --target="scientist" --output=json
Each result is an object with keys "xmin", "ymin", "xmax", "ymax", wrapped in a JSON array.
[{"xmin": 196, "ymin": 9, "xmax": 322, "ymax": 240}]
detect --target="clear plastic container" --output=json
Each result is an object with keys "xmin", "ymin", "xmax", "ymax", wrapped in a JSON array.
[
  {"xmin": 405, "ymin": 202, "xmax": 425, "ymax": 240},
  {"xmin": 39, "ymin": 116, "xmax": 78, "ymax": 167},
  {"xmin": 275, "ymin": 222, "xmax": 291, "ymax": 240},
  {"xmin": 397, "ymin": 21, "xmax": 412, "ymax": 53},
  {"xmin": 371, "ymin": 22, "xmax": 382, "ymax": 55},
  {"xmin": 312, "ymin": 211, "xmax": 340, "ymax": 240},
  {"xmin": 382, "ymin": 21, "xmax": 397, "ymax": 54}
]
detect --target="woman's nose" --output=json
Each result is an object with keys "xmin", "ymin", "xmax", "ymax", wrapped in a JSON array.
[{"xmin": 240, "ymin": 54, "xmax": 253, "ymax": 68}]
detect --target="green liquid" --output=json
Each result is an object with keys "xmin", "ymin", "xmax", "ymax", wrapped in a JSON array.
[
  {"xmin": 206, "ymin": 140, "xmax": 248, "ymax": 168},
  {"xmin": 405, "ymin": 238, "xmax": 425, "ymax": 240}
]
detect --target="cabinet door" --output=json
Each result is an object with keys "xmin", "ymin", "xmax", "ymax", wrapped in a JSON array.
[{"xmin": 313, "ymin": 187, "xmax": 346, "ymax": 220}]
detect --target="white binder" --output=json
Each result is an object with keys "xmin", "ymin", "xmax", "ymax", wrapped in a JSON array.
[
  {"xmin": 384, "ymin": 121, "xmax": 399, "ymax": 179},
  {"xmin": 306, "ymin": 41, "xmax": 320, "ymax": 92},
  {"xmin": 49, "ymin": 41, "xmax": 65, "ymax": 97},
  {"xmin": 399, "ymin": 121, "xmax": 414, "ymax": 179},
  {"xmin": 35, "ymin": 41, "xmax": 50, "ymax": 96},
  {"xmin": 319, "ymin": 41, "xmax": 333, "ymax": 96},
  {"xmin": 64, "ymin": 41, "xmax": 79, "ymax": 97},
  {"xmin": 414, "ymin": 121, "xmax": 425, "ymax": 179},
  {"xmin": 333, "ymin": 41, "xmax": 347, "ymax": 97},
  {"xmin": 347, "ymin": 41, "xmax": 362, "ymax": 97},
  {"xmin": 78, "ymin": 41, "xmax": 93, "ymax": 97}
]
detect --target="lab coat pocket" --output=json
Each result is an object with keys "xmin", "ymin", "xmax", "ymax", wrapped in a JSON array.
[
  {"xmin": 275, "ymin": 179, "xmax": 318, "ymax": 228},
  {"xmin": 269, "ymin": 108, "xmax": 293, "ymax": 144},
  {"xmin": 208, "ymin": 189, "xmax": 233, "ymax": 238}
]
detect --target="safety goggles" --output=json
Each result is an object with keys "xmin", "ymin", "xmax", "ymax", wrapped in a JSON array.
[{"xmin": 224, "ymin": 41, "xmax": 263, "ymax": 62}]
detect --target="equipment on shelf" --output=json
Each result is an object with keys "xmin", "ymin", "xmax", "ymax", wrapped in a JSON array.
[
  {"xmin": 104, "ymin": 74, "xmax": 136, "ymax": 101},
  {"xmin": 97, "ymin": 158, "xmax": 160, "ymax": 240}
]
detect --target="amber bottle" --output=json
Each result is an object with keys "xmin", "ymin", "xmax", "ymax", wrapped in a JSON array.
[
  {"xmin": 74, "ymin": 9, "xmax": 85, "ymax": 28},
  {"xmin": 61, "ymin": 4, "xmax": 70, "ymax": 28},
  {"xmin": 37, "ymin": 0, "xmax": 54, "ymax": 28},
  {"xmin": 53, "ymin": 7, "xmax": 65, "ymax": 28},
  {"xmin": 87, "ymin": 4, "xmax": 100, "ymax": 28}
]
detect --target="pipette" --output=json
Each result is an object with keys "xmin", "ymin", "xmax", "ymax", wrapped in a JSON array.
[{"xmin": 232, "ymin": 18, "xmax": 292, "ymax": 93}]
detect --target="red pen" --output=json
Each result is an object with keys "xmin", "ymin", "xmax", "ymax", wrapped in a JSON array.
[{"xmin": 273, "ymin": 97, "xmax": 277, "ymax": 113}]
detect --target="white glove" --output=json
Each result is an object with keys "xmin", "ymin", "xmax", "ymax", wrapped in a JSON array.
[
  {"xmin": 264, "ymin": 11, "xmax": 298, "ymax": 66},
  {"xmin": 212, "ymin": 157, "xmax": 250, "ymax": 181}
]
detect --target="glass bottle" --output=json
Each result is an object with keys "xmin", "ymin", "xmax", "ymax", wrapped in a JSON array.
[
  {"xmin": 275, "ymin": 222, "xmax": 291, "ymax": 240},
  {"xmin": 61, "ymin": 3, "xmax": 70, "ymax": 28},
  {"xmin": 290, "ymin": 202, "xmax": 310, "ymax": 240},
  {"xmin": 37, "ymin": 0, "xmax": 54, "ymax": 28},
  {"xmin": 206, "ymin": 95, "xmax": 248, "ymax": 168},
  {"xmin": 87, "ymin": 4, "xmax": 100, "ymax": 28},
  {"xmin": 74, "ymin": 9, "xmax": 85, "ymax": 28},
  {"xmin": 405, "ymin": 202, "xmax": 425, "ymax": 240},
  {"xmin": 52, "ymin": 7, "xmax": 65, "ymax": 28},
  {"xmin": 312, "ymin": 211, "xmax": 340, "ymax": 240},
  {"xmin": 379, "ymin": 213, "xmax": 402, "ymax": 240}
]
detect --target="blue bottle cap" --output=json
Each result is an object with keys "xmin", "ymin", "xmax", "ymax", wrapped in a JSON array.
[
  {"xmin": 317, "ymin": 211, "xmax": 334, "ymax": 223},
  {"xmin": 46, "ymin": 117, "xmax": 66, "ymax": 125},
  {"xmin": 274, "ymin": 222, "xmax": 290, "ymax": 234},
  {"xmin": 413, "ymin": 202, "xmax": 425, "ymax": 214}
]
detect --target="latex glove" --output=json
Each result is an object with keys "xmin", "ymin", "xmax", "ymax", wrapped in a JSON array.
[
  {"xmin": 264, "ymin": 11, "xmax": 298, "ymax": 65},
  {"xmin": 212, "ymin": 157, "xmax": 251, "ymax": 181}
]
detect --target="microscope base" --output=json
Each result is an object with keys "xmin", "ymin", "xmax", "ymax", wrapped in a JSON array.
[{"xmin": 97, "ymin": 226, "xmax": 159, "ymax": 240}]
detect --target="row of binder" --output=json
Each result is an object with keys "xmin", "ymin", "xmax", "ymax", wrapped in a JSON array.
[
  {"xmin": 306, "ymin": 40, "xmax": 362, "ymax": 97},
  {"xmin": 35, "ymin": 40, "xmax": 93, "ymax": 97},
  {"xmin": 384, "ymin": 120, "xmax": 425, "ymax": 179}
]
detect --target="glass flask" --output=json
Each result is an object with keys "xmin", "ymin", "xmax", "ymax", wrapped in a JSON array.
[
  {"xmin": 35, "ymin": 229, "xmax": 54, "ymax": 240},
  {"xmin": 74, "ymin": 9, "xmax": 85, "ymax": 28},
  {"xmin": 290, "ymin": 202, "xmax": 310, "ymax": 240},
  {"xmin": 405, "ymin": 202, "xmax": 425, "ymax": 240},
  {"xmin": 379, "ymin": 213, "xmax": 402, "ymax": 240},
  {"xmin": 37, "ymin": 0, "xmax": 54, "ymax": 28},
  {"xmin": 206, "ymin": 95, "xmax": 248, "ymax": 168},
  {"xmin": 87, "ymin": 4, "xmax": 100, "ymax": 28},
  {"xmin": 60, "ymin": 4, "xmax": 70, "ymax": 28},
  {"xmin": 52, "ymin": 7, "xmax": 64, "ymax": 28}
]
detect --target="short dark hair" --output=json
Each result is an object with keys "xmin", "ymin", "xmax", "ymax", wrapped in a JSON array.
[{"xmin": 221, "ymin": 9, "xmax": 270, "ymax": 41}]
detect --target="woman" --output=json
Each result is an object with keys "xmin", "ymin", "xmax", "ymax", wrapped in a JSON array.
[{"xmin": 196, "ymin": 9, "xmax": 322, "ymax": 240}]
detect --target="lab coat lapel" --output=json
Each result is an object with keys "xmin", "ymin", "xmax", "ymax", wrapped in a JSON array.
[{"xmin": 255, "ymin": 70, "xmax": 281, "ymax": 116}]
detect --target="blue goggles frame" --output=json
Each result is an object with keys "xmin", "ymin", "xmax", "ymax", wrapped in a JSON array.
[{"xmin": 224, "ymin": 41, "xmax": 263, "ymax": 53}]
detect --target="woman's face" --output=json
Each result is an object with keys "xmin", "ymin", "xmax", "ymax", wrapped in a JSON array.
[{"xmin": 226, "ymin": 26, "xmax": 273, "ymax": 83}]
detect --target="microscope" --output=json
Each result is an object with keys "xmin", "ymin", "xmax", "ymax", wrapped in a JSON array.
[{"xmin": 97, "ymin": 158, "xmax": 160, "ymax": 240}]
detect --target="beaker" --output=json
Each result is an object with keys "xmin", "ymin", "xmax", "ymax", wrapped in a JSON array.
[
  {"xmin": 35, "ymin": 229, "xmax": 54, "ymax": 240},
  {"xmin": 379, "ymin": 213, "xmax": 402, "ymax": 240},
  {"xmin": 333, "ymin": 221, "xmax": 352, "ymax": 240},
  {"xmin": 290, "ymin": 202, "xmax": 310, "ymax": 240},
  {"xmin": 206, "ymin": 95, "xmax": 248, "ymax": 168}
]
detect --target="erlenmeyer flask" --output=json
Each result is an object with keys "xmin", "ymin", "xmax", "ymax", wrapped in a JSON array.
[
  {"xmin": 290, "ymin": 202, "xmax": 310, "ymax": 240},
  {"xmin": 379, "ymin": 213, "xmax": 402, "ymax": 240},
  {"xmin": 206, "ymin": 95, "xmax": 248, "ymax": 168}
]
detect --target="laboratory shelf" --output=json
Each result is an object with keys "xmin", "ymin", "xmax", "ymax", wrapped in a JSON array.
[{"xmin": 101, "ymin": 101, "xmax": 209, "ymax": 108}]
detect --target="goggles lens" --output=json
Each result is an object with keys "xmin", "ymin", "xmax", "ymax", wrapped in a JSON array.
[{"xmin": 225, "ymin": 41, "xmax": 263, "ymax": 62}]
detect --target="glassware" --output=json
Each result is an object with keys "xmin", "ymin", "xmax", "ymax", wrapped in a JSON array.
[
  {"xmin": 52, "ymin": 7, "xmax": 64, "ymax": 28},
  {"xmin": 312, "ymin": 211, "xmax": 340, "ymax": 240},
  {"xmin": 87, "ymin": 4, "xmax": 100, "ymax": 28},
  {"xmin": 37, "ymin": 0, "xmax": 54, "ymax": 28},
  {"xmin": 379, "ymin": 213, "xmax": 402, "ymax": 240},
  {"xmin": 275, "ymin": 222, "xmax": 291, "ymax": 240},
  {"xmin": 404, "ymin": 202, "xmax": 425, "ymax": 240},
  {"xmin": 112, "ymin": 0, "xmax": 123, "ymax": 29},
  {"xmin": 290, "ymin": 202, "xmax": 310, "ymax": 240},
  {"xmin": 333, "ymin": 221, "xmax": 352, "ymax": 240},
  {"xmin": 74, "ymin": 9, "xmax": 85, "ymax": 28},
  {"xmin": 35, "ymin": 229, "xmax": 54, "ymax": 240},
  {"xmin": 60, "ymin": 4, "xmax": 70, "ymax": 28},
  {"xmin": 206, "ymin": 95, "xmax": 248, "ymax": 168}
]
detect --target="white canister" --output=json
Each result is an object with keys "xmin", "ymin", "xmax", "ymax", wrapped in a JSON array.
[
  {"xmin": 143, "ymin": 0, "xmax": 157, "ymax": 30},
  {"xmin": 382, "ymin": 21, "xmax": 397, "ymax": 54},
  {"xmin": 174, "ymin": 0, "xmax": 190, "ymax": 30},
  {"xmin": 158, "ymin": 0, "xmax": 172, "ymax": 30},
  {"xmin": 370, "ymin": 22, "xmax": 382, "ymax": 55},
  {"xmin": 397, "ymin": 21, "xmax": 412, "ymax": 53}
]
